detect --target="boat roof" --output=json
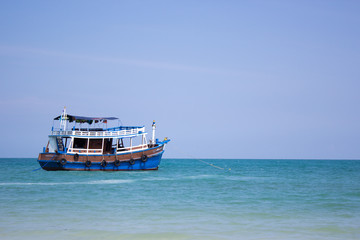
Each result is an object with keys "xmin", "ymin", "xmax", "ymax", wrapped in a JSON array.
[{"xmin": 54, "ymin": 114, "xmax": 118, "ymax": 123}]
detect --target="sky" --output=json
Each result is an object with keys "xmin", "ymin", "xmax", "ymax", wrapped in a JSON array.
[{"xmin": 0, "ymin": 0, "xmax": 359, "ymax": 159}]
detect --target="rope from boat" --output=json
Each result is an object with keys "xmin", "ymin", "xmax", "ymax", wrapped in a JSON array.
[
  {"xmin": 197, "ymin": 159, "xmax": 226, "ymax": 170},
  {"xmin": 32, "ymin": 153, "xmax": 58, "ymax": 171},
  {"xmin": 172, "ymin": 145, "xmax": 231, "ymax": 171}
]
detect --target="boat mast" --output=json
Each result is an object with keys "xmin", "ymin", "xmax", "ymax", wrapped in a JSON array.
[
  {"xmin": 152, "ymin": 120, "xmax": 156, "ymax": 144},
  {"xmin": 60, "ymin": 107, "xmax": 67, "ymax": 131}
]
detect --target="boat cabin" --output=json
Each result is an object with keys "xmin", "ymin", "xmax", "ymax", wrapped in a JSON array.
[{"xmin": 44, "ymin": 110, "xmax": 156, "ymax": 156}]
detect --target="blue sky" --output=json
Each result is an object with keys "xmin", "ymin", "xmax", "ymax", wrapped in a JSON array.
[{"xmin": 0, "ymin": 1, "xmax": 359, "ymax": 159}]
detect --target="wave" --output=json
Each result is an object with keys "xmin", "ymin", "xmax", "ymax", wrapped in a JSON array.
[
  {"xmin": 87, "ymin": 179, "xmax": 135, "ymax": 184},
  {"xmin": 183, "ymin": 174, "xmax": 219, "ymax": 180},
  {"xmin": 142, "ymin": 177, "xmax": 173, "ymax": 181},
  {"xmin": 0, "ymin": 175, "xmax": 274, "ymax": 186}
]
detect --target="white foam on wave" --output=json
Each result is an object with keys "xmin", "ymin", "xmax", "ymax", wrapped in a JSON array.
[
  {"xmin": 0, "ymin": 182, "xmax": 65, "ymax": 186},
  {"xmin": 143, "ymin": 177, "xmax": 174, "ymax": 181},
  {"xmin": 183, "ymin": 174, "xmax": 218, "ymax": 180},
  {"xmin": 88, "ymin": 179, "xmax": 134, "ymax": 184}
]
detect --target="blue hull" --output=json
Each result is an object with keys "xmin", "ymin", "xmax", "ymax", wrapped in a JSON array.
[{"xmin": 38, "ymin": 152, "xmax": 163, "ymax": 171}]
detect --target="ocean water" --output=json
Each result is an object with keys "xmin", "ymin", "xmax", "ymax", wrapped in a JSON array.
[{"xmin": 0, "ymin": 159, "xmax": 359, "ymax": 240}]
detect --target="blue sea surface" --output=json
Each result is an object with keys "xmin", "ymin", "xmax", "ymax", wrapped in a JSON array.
[{"xmin": 0, "ymin": 158, "xmax": 359, "ymax": 240}]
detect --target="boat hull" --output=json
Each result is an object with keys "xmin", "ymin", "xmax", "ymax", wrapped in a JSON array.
[{"xmin": 37, "ymin": 145, "xmax": 165, "ymax": 171}]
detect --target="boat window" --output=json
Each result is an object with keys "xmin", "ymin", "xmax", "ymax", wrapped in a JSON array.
[
  {"xmin": 121, "ymin": 138, "xmax": 131, "ymax": 148},
  {"xmin": 73, "ymin": 138, "xmax": 87, "ymax": 149},
  {"xmin": 89, "ymin": 139, "xmax": 102, "ymax": 149},
  {"xmin": 117, "ymin": 138, "xmax": 124, "ymax": 148},
  {"xmin": 103, "ymin": 138, "xmax": 113, "ymax": 153},
  {"xmin": 131, "ymin": 136, "xmax": 142, "ymax": 147}
]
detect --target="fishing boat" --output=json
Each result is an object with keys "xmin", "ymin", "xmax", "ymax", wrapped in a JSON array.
[{"xmin": 37, "ymin": 108, "xmax": 170, "ymax": 171}]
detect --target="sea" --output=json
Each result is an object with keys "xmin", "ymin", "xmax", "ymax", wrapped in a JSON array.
[{"xmin": 0, "ymin": 158, "xmax": 359, "ymax": 240}]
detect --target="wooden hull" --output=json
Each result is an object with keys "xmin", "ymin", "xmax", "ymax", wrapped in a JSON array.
[{"xmin": 37, "ymin": 145, "xmax": 165, "ymax": 171}]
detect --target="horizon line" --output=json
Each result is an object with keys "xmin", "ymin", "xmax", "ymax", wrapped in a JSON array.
[{"xmin": 1, "ymin": 157, "xmax": 359, "ymax": 161}]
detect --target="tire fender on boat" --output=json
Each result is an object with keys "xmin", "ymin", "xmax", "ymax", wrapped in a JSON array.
[
  {"xmin": 74, "ymin": 153, "xmax": 79, "ymax": 161},
  {"xmin": 114, "ymin": 159, "xmax": 120, "ymax": 167},
  {"xmin": 129, "ymin": 158, "xmax": 135, "ymax": 165},
  {"xmin": 85, "ymin": 160, "xmax": 92, "ymax": 167},
  {"xmin": 60, "ymin": 158, "xmax": 67, "ymax": 166},
  {"xmin": 141, "ymin": 155, "xmax": 148, "ymax": 162},
  {"xmin": 100, "ymin": 160, "xmax": 107, "ymax": 167}
]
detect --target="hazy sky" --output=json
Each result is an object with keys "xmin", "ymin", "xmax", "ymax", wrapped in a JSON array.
[{"xmin": 0, "ymin": 1, "xmax": 359, "ymax": 159}]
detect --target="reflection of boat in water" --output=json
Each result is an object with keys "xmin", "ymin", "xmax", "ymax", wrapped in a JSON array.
[{"xmin": 37, "ymin": 108, "xmax": 170, "ymax": 171}]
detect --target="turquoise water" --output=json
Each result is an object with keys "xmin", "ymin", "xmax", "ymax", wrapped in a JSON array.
[{"xmin": 0, "ymin": 159, "xmax": 359, "ymax": 240}]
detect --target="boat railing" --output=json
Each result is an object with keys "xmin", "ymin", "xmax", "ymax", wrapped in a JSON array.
[
  {"xmin": 51, "ymin": 127, "xmax": 145, "ymax": 137},
  {"xmin": 68, "ymin": 148, "xmax": 103, "ymax": 154}
]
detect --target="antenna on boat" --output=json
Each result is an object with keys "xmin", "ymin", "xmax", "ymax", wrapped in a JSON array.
[
  {"xmin": 152, "ymin": 120, "xmax": 156, "ymax": 144},
  {"xmin": 60, "ymin": 106, "xmax": 67, "ymax": 131}
]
